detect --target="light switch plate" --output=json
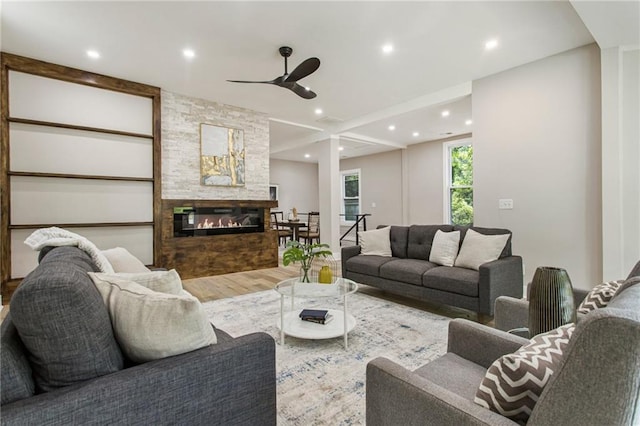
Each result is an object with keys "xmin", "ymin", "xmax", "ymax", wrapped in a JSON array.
[{"xmin": 499, "ymin": 199, "xmax": 514, "ymax": 210}]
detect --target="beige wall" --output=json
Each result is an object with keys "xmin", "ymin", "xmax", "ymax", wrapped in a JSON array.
[
  {"xmin": 473, "ymin": 44, "xmax": 602, "ymax": 289},
  {"xmin": 340, "ymin": 150, "xmax": 404, "ymax": 230},
  {"xmin": 269, "ymin": 159, "xmax": 319, "ymax": 216}
]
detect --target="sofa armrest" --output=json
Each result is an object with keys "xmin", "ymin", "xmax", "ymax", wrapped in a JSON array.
[
  {"xmin": 478, "ymin": 256, "xmax": 523, "ymax": 316},
  {"xmin": 494, "ymin": 296, "xmax": 530, "ymax": 332},
  {"xmin": 366, "ymin": 357, "xmax": 518, "ymax": 426},
  {"xmin": 341, "ymin": 245, "xmax": 361, "ymax": 277},
  {"xmin": 447, "ymin": 319, "xmax": 528, "ymax": 369},
  {"xmin": 1, "ymin": 332, "xmax": 276, "ymax": 426}
]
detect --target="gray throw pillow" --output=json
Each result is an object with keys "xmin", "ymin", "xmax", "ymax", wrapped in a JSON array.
[{"xmin": 10, "ymin": 246, "xmax": 124, "ymax": 392}]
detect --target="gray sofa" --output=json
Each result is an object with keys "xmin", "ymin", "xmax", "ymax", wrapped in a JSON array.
[
  {"xmin": 342, "ymin": 225, "xmax": 523, "ymax": 316},
  {"xmin": 366, "ymin": 271, "xmax": 640, "ymax": 425},
  {"xmin": 1, "ymin": 246, "xmax": 276, "ymax": 425}
]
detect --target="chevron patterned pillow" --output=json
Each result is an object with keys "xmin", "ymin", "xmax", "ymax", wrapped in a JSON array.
[
  {"xmin": 577, "ymin": 280, "xmax": 624, "ymax": 314},
  {"xmin": 474, "ymin": 323, "xmax": 575, "ymax": 423}
]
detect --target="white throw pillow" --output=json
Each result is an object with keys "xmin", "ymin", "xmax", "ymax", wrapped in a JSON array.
[
  {"xmin": 92, "ymin": 269, "xmax": 183, "ymax": 295},
  {"xmin": 101, "ymin": 247, "xmax": 150, "ymax": 273},
  {"xmin": 429, "ymin": 230, "xmax": 460, "ymax": 267},
  {"xmin": 454, "ymin": 229, "xmax": 509, "ymax": 270},
  {"xmin": 89, "ymin": 273, "xmax": 217, "ymax": 363},
  {"xmin": 360, "ymin": 226, "xmax": 392, "ymax": 257}
]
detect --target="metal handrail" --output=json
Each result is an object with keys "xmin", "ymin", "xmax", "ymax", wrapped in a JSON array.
[{"xmin": 339, "ymin": 214, "xmax": 371, "ymax": 245}]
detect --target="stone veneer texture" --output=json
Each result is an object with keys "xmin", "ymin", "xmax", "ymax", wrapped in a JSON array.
[{"xmin": 161, "ymin": 90, "xmax": 270, "ymax": 200}]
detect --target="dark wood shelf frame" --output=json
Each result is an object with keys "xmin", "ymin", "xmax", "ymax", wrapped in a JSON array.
[{"xmin": 1, "ymin": 52, "xmax": 162, "ymax": 303}]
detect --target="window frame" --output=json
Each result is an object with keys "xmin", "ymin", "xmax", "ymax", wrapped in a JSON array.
[
  {"xmin": 443, "ymin": 139, "xmax": 473, "ymax": 225},
  {"xmin": 340, "ymin": 168, "xmax": 361, "ymax": 226}
]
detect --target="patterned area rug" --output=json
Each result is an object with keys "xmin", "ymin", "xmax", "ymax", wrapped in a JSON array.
[{"xmin": 202, "ymin": 289, "xmax": 450, "ymax": 425}]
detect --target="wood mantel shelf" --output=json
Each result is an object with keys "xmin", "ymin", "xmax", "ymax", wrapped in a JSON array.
[{"xmin": 160, "ymin": 199, "xmax": 279, "ymax": 279}]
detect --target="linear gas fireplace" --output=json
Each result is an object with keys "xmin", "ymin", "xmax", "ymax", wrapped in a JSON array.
[{"xmin": 173, "ymin": 206, "xmax": 265, "ymax": 237}]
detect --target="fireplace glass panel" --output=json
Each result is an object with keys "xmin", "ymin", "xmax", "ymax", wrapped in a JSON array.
[{"xmin": 173, "ymin": 207, "xmax": 264, "ymax": 237}]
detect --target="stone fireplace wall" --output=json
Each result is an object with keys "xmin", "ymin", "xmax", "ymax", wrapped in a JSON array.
[
  {"xmin": 159, "ymin": 91, "xmax": 277, "ymax": 277},
  {"xmin": 161, "ymin": 90, "xmax": 270, "ymax": 200}
]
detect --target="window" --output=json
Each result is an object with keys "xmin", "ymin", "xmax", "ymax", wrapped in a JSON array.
[
  {"xmin": 444, "ymin": 141, "xmax": 473, "ymax": 226},
  {"xmin": 341, "ymin": 169, "xmax": 361, "ymax": 224}
]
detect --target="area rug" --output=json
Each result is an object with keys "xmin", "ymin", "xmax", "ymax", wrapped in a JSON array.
[{"xmin": 202, "ymin": 290, "xmax": 450, "ymax": 425}]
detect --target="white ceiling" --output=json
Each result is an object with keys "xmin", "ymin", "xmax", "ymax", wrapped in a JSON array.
[{"xmin": 1, "ymin": 1, "xmax": 636, "ymax": 163}]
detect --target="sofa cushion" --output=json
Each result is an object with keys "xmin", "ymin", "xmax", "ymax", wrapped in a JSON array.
[
  {"xmin": 407, "ymin": 225, "xmax": 454, "ymax": 260},
  {"xmin": 456, "ymin": 226, "xmax": 513, "ymax": 258},
  {"xmin": 388, "ymin": 226, "xmax": 409, "ymax": 258},
  {"xmin": 454, "ymin": 229, "xmax": 510, "ymax": 270},
  {"xmin": 1, "ymin": 316, "xmax": 35, "ymax": 404},
  {"xmin": 345, "ymin": 255, "xmax": 395, "ymax": 276},
  {"xmin": 613, "ymin": 276, "xmax": 640, "ymax": 299},
  {"xmin": 577, "ymin": 280, "xmax": 624, "ymax": 314},
  {"xmin": 360, "ymin": 226, "xmax": 392, "ymax": 256},
  {"xmin": 95, "ymin": 269, "xmax": 183, "ymax": 295},
  {"xmin": 101, "ymin": 247, "xmax": 150, "ymax": 273},
  {"xmin": 380, "ymin": 259, "xmax": 438, "ymax": 286},
  {"xmin": 429, "ymin": 230, "xmax": 461, "ymax": 267},
  {"xmin": 89, "ymin": 273, "xmax": 217, "ymax": 363},
  {"xmin": 424, "ymin": 266, "xmax": 479, "ymax": 297},
  {"xmin": 10, "ymin": 246, "xmax": 124, "ymax": 392},
  {"xmin": 474, "ymin": 323, "xmax": 574, "ymax": 423},
  {"xmin": 414, "ymin": 353, "xmax": 488, "ymax": 402}
]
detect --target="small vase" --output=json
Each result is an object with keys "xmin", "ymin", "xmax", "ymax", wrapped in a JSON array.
[
  {"xmin": 318, "ymin": 265, "xmax": 333, "ymax": 284},
  {"xmin": 300, "ymin": 266, "xmax": 311, "ymax": 283}
]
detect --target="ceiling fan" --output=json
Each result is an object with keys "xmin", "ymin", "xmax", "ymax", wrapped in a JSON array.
[{"xmin": 227, "ymin": 46, "xmax": 320, "ymax": 99}]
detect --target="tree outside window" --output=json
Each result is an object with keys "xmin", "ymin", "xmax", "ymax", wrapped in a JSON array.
[
  {"xmin": 448, "ymin": 143, "xmax": 473, "ymax": 226},
  {"xmin": 341, "ymin": 170, "xmax": 360, "ymax": 224}
]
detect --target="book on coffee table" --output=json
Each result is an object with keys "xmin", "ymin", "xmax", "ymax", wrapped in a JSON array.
[{"xmin": 299, "ymin": 309, "xmax": 333, "ymax": 325}]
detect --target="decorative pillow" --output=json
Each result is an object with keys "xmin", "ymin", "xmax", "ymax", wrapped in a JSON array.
[
  {"xmin": 428, "ymin": 230, "xmax": 460, "ymax": 266},
  {"xmin": 89, "ymin": 273, "xmax": 217, "ymax": 363},
  {"xmin": 577, "ymin": 280, "xmax": 624, "ymax": 313},
  {"xmin": 101, "ymin": 247, "xmax": 150, "ymax": 273},
  {"xmin": 474, "ymin": 323, "xmax": 575, "ymax": 423},
  {"xmin": 360, "ymin": 226, "xmax": 392, "ymax": 257},
  {"xmin": 92, "ymin": 269, "xmax": 183, "ymax": 295},
  {"xmin": 454, "ymin": 229, "xmax": 509, "ymax": 270}
]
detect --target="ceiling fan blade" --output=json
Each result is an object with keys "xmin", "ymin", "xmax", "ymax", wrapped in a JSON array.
[
  {"xmin": 284, "ymin": 57, "xmax": 320, "ymax": 83},
  {"xmin": 287, "ymin": 82, "xmax": 317, "ymax": 99},
  {"xmin": 226, "ymin": 79, "xmax": 278, "ymax": 84}
]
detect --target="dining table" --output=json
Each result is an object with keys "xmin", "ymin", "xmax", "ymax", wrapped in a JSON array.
[{"xmin": 280, "ymin": 220, "xmax": 307, "ymax": 241}]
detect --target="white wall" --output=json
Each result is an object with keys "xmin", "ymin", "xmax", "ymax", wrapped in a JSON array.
[
  {"xmin": 269, "ymin": 158, "xmax": 319, "ymax": 215},
  {"xmin": 340, "ymin": 150, "xmax": 404, "ymax": 230},
  {"xmin": 473, "ymin": 44, "xmax": 602, "ymax": 289}
]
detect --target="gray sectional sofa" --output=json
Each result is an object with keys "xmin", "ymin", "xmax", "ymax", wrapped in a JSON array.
[
  {"xmin": 1, "ymin": 246, "xmax": 276, "ymax": 425},
  {"xmin": 341, "ymin": 225, "xmax": 523, "ymax": 316}
]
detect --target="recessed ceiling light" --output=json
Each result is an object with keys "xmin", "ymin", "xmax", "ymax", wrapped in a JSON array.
[
  {"xmin": 314, "ymin": 108, "xmax": 323, "ymax": 115},
  {"xmin": 304, "ymin": 153, "xmax": 310, "ymax": 158},
  {"xmin": 441, "ymin": 110, "xmax": 450, "ymax": 117},
  {"xmin": 382, "ymin": 44, "xmax": 394, "ymax": 54},
  {"xmin": 86, "ymin": 50, "xmax": 100, "ymax": 59},
  {"xmin": 485, "ymin": 39, "xmax": 499, "ymax": 50},
  {"xmin": 412, "ymin": 132, "xmax": 420, "ymax": 137},
  {"xmin": 183, "ymin": 49, "xmax": 195, "ymax": 59},
  {"xmin": 465, "ymin": 119, "xmax": 473, "ymax": 125},
  {"xmin": 338, "ymin": 146, "xmax": 344, "ymax": 151},
  {"xmin": 388, "ymin": 125, "xmax": 396, "ymax": 131},
  {"xmin": 305, "ymin": 87, "xmax": 311, "ymax": 91}
]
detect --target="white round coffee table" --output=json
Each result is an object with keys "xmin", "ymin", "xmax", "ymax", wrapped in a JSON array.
[{"xmin": 275, "ymin": 278, "xmax": 358, "ymax": 349}]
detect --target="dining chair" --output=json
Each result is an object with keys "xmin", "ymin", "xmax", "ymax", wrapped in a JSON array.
[
  {"xmin": 271, "ymin": 211, "xmax": 292, "ymax": 246},
  {"xmin": 298, "ymin": 212, "xmax": 320, "ymax": 244}
]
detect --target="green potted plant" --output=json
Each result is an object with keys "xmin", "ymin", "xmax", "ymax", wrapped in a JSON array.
[{"xmin": 282, "ymin": 240, "xmax": 333, "ymax": 283}]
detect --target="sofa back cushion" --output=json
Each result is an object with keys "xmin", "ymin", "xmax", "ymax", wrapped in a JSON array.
[
  {"xmin": 407, "ymin": 225, "xmax": 454, "ymax": 260},
  {"xmin": 455, "ymin": 226, "xmax": 513, "ymax": 258},
  {"xmin": 389, "ymin": 226, "xmax": 409, "ymax": 258},
  {"xmin": 1, "ymin": 315, "xmax": 35, "ymax": 405},
  {"xmin": 10, "ymin": 246, "xmax": 124, "ymax": 393}
]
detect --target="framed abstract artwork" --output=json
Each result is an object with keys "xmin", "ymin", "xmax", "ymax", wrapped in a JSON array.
[{"xmin": 200, "ymin": 123, "xmax": 245, "ymax": 186}]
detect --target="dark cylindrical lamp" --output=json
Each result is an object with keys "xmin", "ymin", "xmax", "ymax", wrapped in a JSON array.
[{"xmin": 528, "ymin": 266, "xmax": 576, "ymax": 336}]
